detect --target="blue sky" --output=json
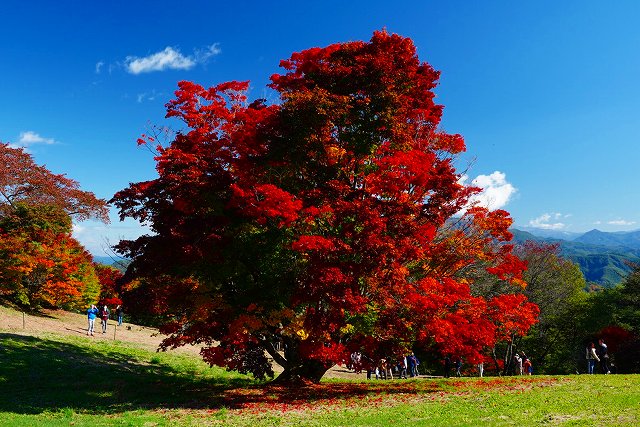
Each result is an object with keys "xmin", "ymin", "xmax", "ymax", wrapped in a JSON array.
[{"xmin": 2, "ymin": 1, "xmax": 639, "ymax": 255}]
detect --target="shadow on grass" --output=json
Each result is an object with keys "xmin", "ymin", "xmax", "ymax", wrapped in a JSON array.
[
  {"xmin": 0, "ymin": 333, "xmax": 444, "ymax": 415},
  {"xmin": 0, "ymin": 333, "xmax": 251, "ymax": 414}
]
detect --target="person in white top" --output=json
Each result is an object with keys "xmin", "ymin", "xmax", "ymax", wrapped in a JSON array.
[{"xmin": 586, "ymin": 342, "xmax": 600, "ymax": 374}]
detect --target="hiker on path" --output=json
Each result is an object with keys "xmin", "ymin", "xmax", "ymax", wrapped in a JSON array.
[
  {"xmin": 100, "ymin": 305, "xmax": 110, "ymax": 334},
  {"xmin": 87, "ymin": 304, "xmax": 99, "ymax": 336},
  {"xmin": 116, "ymin": 305, "xmax": 124, "ymax": 326}
]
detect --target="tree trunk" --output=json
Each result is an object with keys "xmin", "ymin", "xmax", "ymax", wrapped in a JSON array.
[
  {"xmin": 502, "ymin": 335, "xmax": 517, "ymax": 376},
  {"xmin": 271, "ymin": 359, "xmax": 330, "ymax": 385},
  {"xmin": 262, "ymin": 336, "xmax": 331, "ymax": 385},
  {"xmin": 491, "ymin": 346, "xmax": 502, "ymax": 376}
]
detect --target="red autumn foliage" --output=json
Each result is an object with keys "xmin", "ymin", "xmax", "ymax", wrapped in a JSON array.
[
  {"xmin": 112, "ymin": 31, "xmax": 537, "ymax": 383},
  {"xmin": 100, "ymin": 297, "xmax": 123, "ymax": 308},
  {"xmin": 598, "ymin": 325, "xmax": 635, "ymax": 353},
  {"xmin": 94, "ymin": 263, "xmax": 124, "ymax": 300},
  {"xmin": 0, "ymin": 143, "xmax": 108, "ymax": 222},
  {"xmin": 219, "ymin": 377, "xmax": 558, "ymax": 414}
]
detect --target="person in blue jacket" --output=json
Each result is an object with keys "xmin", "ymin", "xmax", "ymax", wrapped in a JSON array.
[{"xmin": 87, "ymin": 304, "xmax": 99, "ymax": 336}]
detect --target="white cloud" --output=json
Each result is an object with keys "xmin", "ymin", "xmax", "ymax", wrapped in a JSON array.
[
  {"xmin": 529, "ymin": 213, "xmax": 567, "ymax": 230},
  {"xmin": 95, "ymin": 61, "xmax": 104, "ymax": 74},
  {"xmin": 194, "ymin": 43, "xmax": 221, "ymax": 62},
  {"xmin": 9, "ymin": 131, "xmax": 57, "ymax": 149},
  {"xmin": 124, "ymin": 44, "xmax": 220, "ymax": 75},
  {"xmin": 464, "ymin": 171, "xmax": 516, "ymax": 210},
  {"xmin": 125, "ymin": 47, "xmax": 194, "ymax": 74},
  {"xmin": 136, "ymin": 90, "xmax": 163, "ymax": 103},
  {"xmin": 608, "ymin": 219, "xmax": 636, "ymax": 226}
]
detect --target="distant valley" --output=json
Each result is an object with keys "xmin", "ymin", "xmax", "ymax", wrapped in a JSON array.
[{"xmin": 511, "ymin": 227, "xmax": 640, "ymax": 287}]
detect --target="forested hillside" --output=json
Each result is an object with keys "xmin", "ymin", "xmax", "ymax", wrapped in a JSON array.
[{"xmin": 511, "ymin": 228, "xmax": 640, "ymax": 287}]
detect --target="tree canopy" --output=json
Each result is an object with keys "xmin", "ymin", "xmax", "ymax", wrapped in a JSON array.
[
  {"xmin": 0, "ymin": 143, "xmax": 108, "ymax": 222},
  {"xmin": 0, "ymin": 143, "xmax": 107, "ymax": 308},
  {"xmin": 112, "ymin": 31, "xmax": 538, "ymax": 383}
]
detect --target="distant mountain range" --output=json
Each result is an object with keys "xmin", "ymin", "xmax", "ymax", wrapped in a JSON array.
[
  {"xmin": 93, "ymin": 256, "xmax": 117, "ymax": 265},
  {"xmin": 92, "ymin": 255, "xmax": 130, "ymax": 273},
  {"xmin": 90, "ymin": 229, "xmax": 640, "ymax": 288},
  {"xmin": 511, "ymin": 227, "xmax": 640, "ymax": 288}
]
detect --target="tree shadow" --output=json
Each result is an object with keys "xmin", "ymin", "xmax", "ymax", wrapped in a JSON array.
[
  {"xmin": 0, "ymin": 333, "xmax": 251, "ymax": 414},
  {"xmin": 0, "ymin": 333, "xmax": 445, "ymax": 415}
]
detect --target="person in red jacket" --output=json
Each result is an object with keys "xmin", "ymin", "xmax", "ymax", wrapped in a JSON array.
[
  {"xmin": 100, "ymin": 305, "xmax": 110, "ymax": 334},
  {"xmin": 523, "ymin": 357, "xmax": 532, "ymax": 375}
]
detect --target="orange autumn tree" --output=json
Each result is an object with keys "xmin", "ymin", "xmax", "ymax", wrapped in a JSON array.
[
  {"xmin": 0, "ymin": 143, "xmax": 107, "ymax": 308},
  {"xmin": 112, "ymin": 31, "xmax": 538, "ymax": 383}
]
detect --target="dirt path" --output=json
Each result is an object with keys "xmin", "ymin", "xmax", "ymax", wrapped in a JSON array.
[
  {"xmin": 0, "ymin": 305, "xmax": 186, "ymax": 353},
  {"xmin": 0, "ymin": 305, "xmax": 361, "ymax": 380}
]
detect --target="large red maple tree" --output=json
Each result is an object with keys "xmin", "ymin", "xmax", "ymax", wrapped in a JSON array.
[{"xmin": 112, "ymin": 31, "xmax": 538, "ymax": 383}]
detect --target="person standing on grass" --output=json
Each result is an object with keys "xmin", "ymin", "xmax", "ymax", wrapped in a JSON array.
[
  {"xmin": 100, "ymin": 305, "xmax": 110, "ymax": 334},
  {"xmin": 116, "ymin": 305, "xmax": 124, "ymax": 326},
  {"xmin": 523, "ymin": 357, "xmax": 532, "ymax": 375},
  {"xmin": 514, "ymin": 352, "xmax": 523, "ymax": 375},
  {"xmin": 586, "ymin": 342, "xmax": 600, "ymax": 374},
  {"xmin": 519, "ymin": 351, "xmax": 530, "ymax": 374},
  {"xmin": 87, "ymin": 304, "xmax": 99, "ymax": 336},
  {"xmin": 407, "ymin": 353, "xmax": 414, "ymax": 377},
  {"xmin": 408, "ymin": 353, "xmax": 420, "ymax": 377},
  {"xmin": 398, "ymin": 355, "xmax": 408, "ymax": 379},
  {"xmin": 597, "ymin": 338, "xmax": 611, "ymax": 374},
  {"xmin": 444, "ymin": 356, "xmax": 452, "ymax": 378}
]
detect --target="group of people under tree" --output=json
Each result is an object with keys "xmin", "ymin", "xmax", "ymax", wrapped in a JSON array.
[
  {"xmin": 86, "ymin": 304, "xmax": 124, "ymax": 336},
  {"xmin": 586, "ymin": 338, "xmax": 612, "ymax": 374},
  {"xmin": 348, "ymin": 348, "xmax": 543, "ymax": 379},
  {"xmin": 351, "ymin": 351, "xmax": 524, "ymax": 379},
  {"xmin": 348, "ymin": 352, "xmax": 421, "ymax": 380},
  {"xmin": 443, "ymin": 356, "xmax": 464, "ymax": 378},
  {"xmin": 512, "ymin": 351, "xmax": 533, "ymax": 376}
]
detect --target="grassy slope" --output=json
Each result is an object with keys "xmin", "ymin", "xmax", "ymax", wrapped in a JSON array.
[{"xmin": 1, "ymin": 308, "xmax": 640, "ymax": 426}]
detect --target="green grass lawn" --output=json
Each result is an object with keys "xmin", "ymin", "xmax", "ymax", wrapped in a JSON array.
[{"xmin": 0, "ymin": 331, "xmax": 639, "ymax": 426}]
